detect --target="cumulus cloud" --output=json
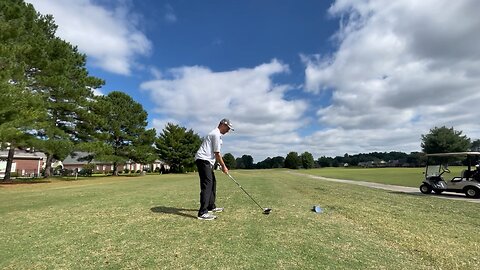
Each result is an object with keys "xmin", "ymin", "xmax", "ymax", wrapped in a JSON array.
[
  {"xmin": 141, "ymin": 60, "xmax": 309, "ymax": 159},
  {"xmin": 27, "ymin": 0, "xmax": 151, "ymax": 75},
  {"xmin": 303, "ymin": 0, "xmax": 480, "ymax": 155}
]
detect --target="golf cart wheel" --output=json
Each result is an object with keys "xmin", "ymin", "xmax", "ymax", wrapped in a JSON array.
[
  {"xmin": 433, "ymin": 189, "xmax": 443, "ymax": 195},
  {"xmin": 464, "ymin": 187, "xmax": 480, "ymax": 198},
  {"xmin": 420, "ymin": 184, "xmax": 432, "ymax": 194}
]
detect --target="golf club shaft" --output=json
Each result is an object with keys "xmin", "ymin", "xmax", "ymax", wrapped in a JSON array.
[{"xmin": 227, "ymin": 173, "xmax": 264, "ymax": 210}]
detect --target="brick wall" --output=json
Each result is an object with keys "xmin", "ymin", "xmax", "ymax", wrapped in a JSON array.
[{"xmin": 13, "ymin": 159, "xmax": 43, "ymax": 176}]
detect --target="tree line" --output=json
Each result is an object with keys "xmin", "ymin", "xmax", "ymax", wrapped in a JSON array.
[
  {"xmin": 222, "ymin": 126, "xmax": 479, "ymax": 170},
  {"xmin": 220, "ymin": 151, "xmax": 422, "ymax": 170}
]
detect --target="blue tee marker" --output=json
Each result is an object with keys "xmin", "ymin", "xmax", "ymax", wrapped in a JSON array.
[{"xmin": 312, "ymin": 205, "xmax": 323, "ymax": 213}]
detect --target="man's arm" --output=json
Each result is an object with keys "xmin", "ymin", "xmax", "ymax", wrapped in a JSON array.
[{"xmin": 214, "ymin": 152, "xmax": 229, "ymax": 174}]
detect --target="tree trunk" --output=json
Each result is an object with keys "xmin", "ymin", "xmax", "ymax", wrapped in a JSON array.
[
  {"xmin": 43, "ymin": 153, "xmax": 53, "ymax": 178},
  {"xmin": 113, "ymin": 161, "xmax": 118, "ymax": 176},
  {"xmin": 3, "ymin": 146, "xmax": 15, "ymax": 182}
]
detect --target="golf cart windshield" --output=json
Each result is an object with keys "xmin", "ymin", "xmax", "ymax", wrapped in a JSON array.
[
  {"xmin": 426, "ymin": 165, "xmax": 441, "ymax": 177},
  {"xmin": 425, "ymin": 152, "xmax": 480, "ymax": 179}
]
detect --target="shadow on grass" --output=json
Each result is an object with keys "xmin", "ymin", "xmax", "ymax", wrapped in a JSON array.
[
  {"xmin": 150, "ymin": 206, "xmax": 198, "ymax": 219},
  {"xmin": 0, "ymin": 179, "xmax": 51, "ymax": 186}
]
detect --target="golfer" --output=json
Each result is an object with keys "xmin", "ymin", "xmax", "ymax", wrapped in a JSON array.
[{"xmin": 195, "ymin": 118, "xmax": 233, "ymax": 220}]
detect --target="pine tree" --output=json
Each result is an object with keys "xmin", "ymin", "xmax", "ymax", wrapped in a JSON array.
[
  {"xmin": 31, "ymin": 36, "xmax": 104, "ymax": 177},
  {"xmin": 88, "ymin": 91, "xmax": 156, "ymax": 175},
  {"xmin": 156, "ymin": 123, "xmax": 202, "ymax": 173},
  {"xmin": 1, "ymin": 0, "xmax": 104, "ymax": 178},
  {"xmin": 0, "ymin": 0, "xmax": 47, "ymax": 180}
]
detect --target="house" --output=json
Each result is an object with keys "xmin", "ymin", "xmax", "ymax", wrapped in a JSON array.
[
  {"xmin": 387, "ymin": 160, "xmax": 402, "ymax": 167},
  {"xmin": 0, "ymin": 149, "xmax": 46, "ymax": 178},
  {"xmin": 61, "ymin": 152, "xmax": 169, "ymax": 174},
  {"xmin": 358, "ymin": 160, "xmax": 387, "ymax": 168},
  {"xmin": 145, "ymin": 160, "xmax": 170, "ymax": 173},
  {"xmin": 61, "ymin": 152, "xmax": 117, "ymax": 173}
]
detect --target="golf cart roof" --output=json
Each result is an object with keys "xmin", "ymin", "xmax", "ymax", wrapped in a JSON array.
[{"xmin": 425, "ymin": 152, "xmax": 480, "ymax": 157}]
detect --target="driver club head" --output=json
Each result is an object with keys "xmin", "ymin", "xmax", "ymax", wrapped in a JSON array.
[{"xmin": 263, "ymin": 208, "xmax": 272, "ymax": 215}]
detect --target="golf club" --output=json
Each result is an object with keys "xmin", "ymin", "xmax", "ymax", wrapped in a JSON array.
[{"xmin": 226, "ymin": 173, "xmax": 272, "ymax": 215}]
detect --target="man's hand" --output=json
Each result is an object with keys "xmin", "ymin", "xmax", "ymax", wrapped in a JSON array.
[
  {"xmin": 222, "ymin": 165, "xmax": 229, "ymax": 175},
  {"xmin": 215, "ymin": 152, "xmax": 229, "ymax": 175}
]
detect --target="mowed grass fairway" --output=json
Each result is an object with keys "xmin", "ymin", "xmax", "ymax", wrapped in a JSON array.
[{"xmin": 1, "ymin": 170, "xmax": 479, "ymax": 269}]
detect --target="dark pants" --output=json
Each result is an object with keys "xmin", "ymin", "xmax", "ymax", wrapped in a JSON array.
[{"xmin": 196, "ymin": 159, "xmax": 216, "ymax": 216}]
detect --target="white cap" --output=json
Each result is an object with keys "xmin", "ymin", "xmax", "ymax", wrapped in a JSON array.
[{"xmin": 220, "ymin": 118, "xmax": 234, "ymax": 131}]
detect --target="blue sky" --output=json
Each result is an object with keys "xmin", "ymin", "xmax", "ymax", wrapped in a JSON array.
[{"xmin": 27, "ymin": 0, "xmax": 480, "ymax": 162}]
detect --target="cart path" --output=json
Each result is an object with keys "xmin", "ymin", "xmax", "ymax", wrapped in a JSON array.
[{"xmin": 287, "ymin": 171, "xmax": 480, "ymax": 204}]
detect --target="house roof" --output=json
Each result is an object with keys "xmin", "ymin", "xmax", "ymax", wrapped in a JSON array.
[
  {"xmin": 62, "ymin": 152, "xmax": 99, "ymax": 165},
  {"xmin": 0, "ymin": 149, "xmax": 46, "ymax": 160},
  {"xmin": 62, "ymin": 152, "xmax": 166, "ymax": 165}
]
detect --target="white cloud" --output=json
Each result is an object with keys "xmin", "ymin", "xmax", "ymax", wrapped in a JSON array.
[
  {"xmin": 27, "ymin": 0, "xmax": 151, "ymax": 75},
  {"xmin": 151, "ymin": 118, "xmax": 181, "ymax": 133},
  {"xmin": 164, "ymin": 4, "xmax": 177, "ymax": 23},
  {"xmin": 149, "ymin": 67, "xmax": 163, "ymax": 79},
  {"xmin": 92, "ymin": 88, "xmax": 104, "ymax": 96},
  {"xmin": 303, "ymin": 0, "xmax": 480, "ymax": 155},
  {"xmin": 141, "ymin": 60, "xmax": 309, "ymax": 160},
  {"xmin": 303, "ymin": 128, "xmax": 422, "ymax": 158}
]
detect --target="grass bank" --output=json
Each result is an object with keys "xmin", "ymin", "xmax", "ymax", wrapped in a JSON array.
[{"xmin": 1, "ymin": 170, "xmax": 479, "ymax": 269}]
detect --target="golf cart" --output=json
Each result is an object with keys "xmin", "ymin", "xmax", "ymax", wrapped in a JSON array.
[{"xmin": 419, "ymin": 152, "xmax": 480, "ymax": 198}]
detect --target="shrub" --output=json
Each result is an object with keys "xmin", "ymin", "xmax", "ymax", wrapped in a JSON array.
[
  {"xmin": 53, "ymin": 166, "xmax": 63, "ymax": 176},
  {"xmin": 61, "ymin": 169, "xmax": 73, "ymax": 176},
  {"xmin": 78, "ymin": 168, "xmax": 93, "ymax": 176}
]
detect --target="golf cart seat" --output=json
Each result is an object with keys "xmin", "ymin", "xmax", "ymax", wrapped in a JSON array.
[{"xmin": 461, "ymin": 170, "xmax": 473, "ymax": 179}]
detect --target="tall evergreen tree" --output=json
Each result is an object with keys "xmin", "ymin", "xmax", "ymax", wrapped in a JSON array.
[
  {"xmin": 1, "ymin": 0, "xmax": 104, "ymax": 177},
  {"xmin": 132, "ymin": 128, "xmax": 158, "ymax": 165},
  {"xmin": 88, "ymin": 91, "xmax": 155, "ymax": 175},
  {"xmin": 1, "ymin": 0, "xmax": 51, "ymax": 180},
  {"xmin": 0, "ymin": 84, "xmax": 44, "ymax": 181},
  {"xmin": 155, "ymin": 123, "xmax": 201, "ymax": 173},
  {"xmin": 31, "ymin": 36, "xmax": 104, "ymax": 177}
]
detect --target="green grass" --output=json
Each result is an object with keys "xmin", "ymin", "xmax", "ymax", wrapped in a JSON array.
[
  {"xmin": 299, "ymin": 167, "xmax": 465, "ymax": 187},
  {"xmin": 1, "ymin": 170, "xmax": 479, "ymax": 269}
]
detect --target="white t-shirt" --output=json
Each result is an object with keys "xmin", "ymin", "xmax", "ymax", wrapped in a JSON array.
[{"xmin": 195, "ymin": 128, "xmax": 222, "ymax": 165}]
